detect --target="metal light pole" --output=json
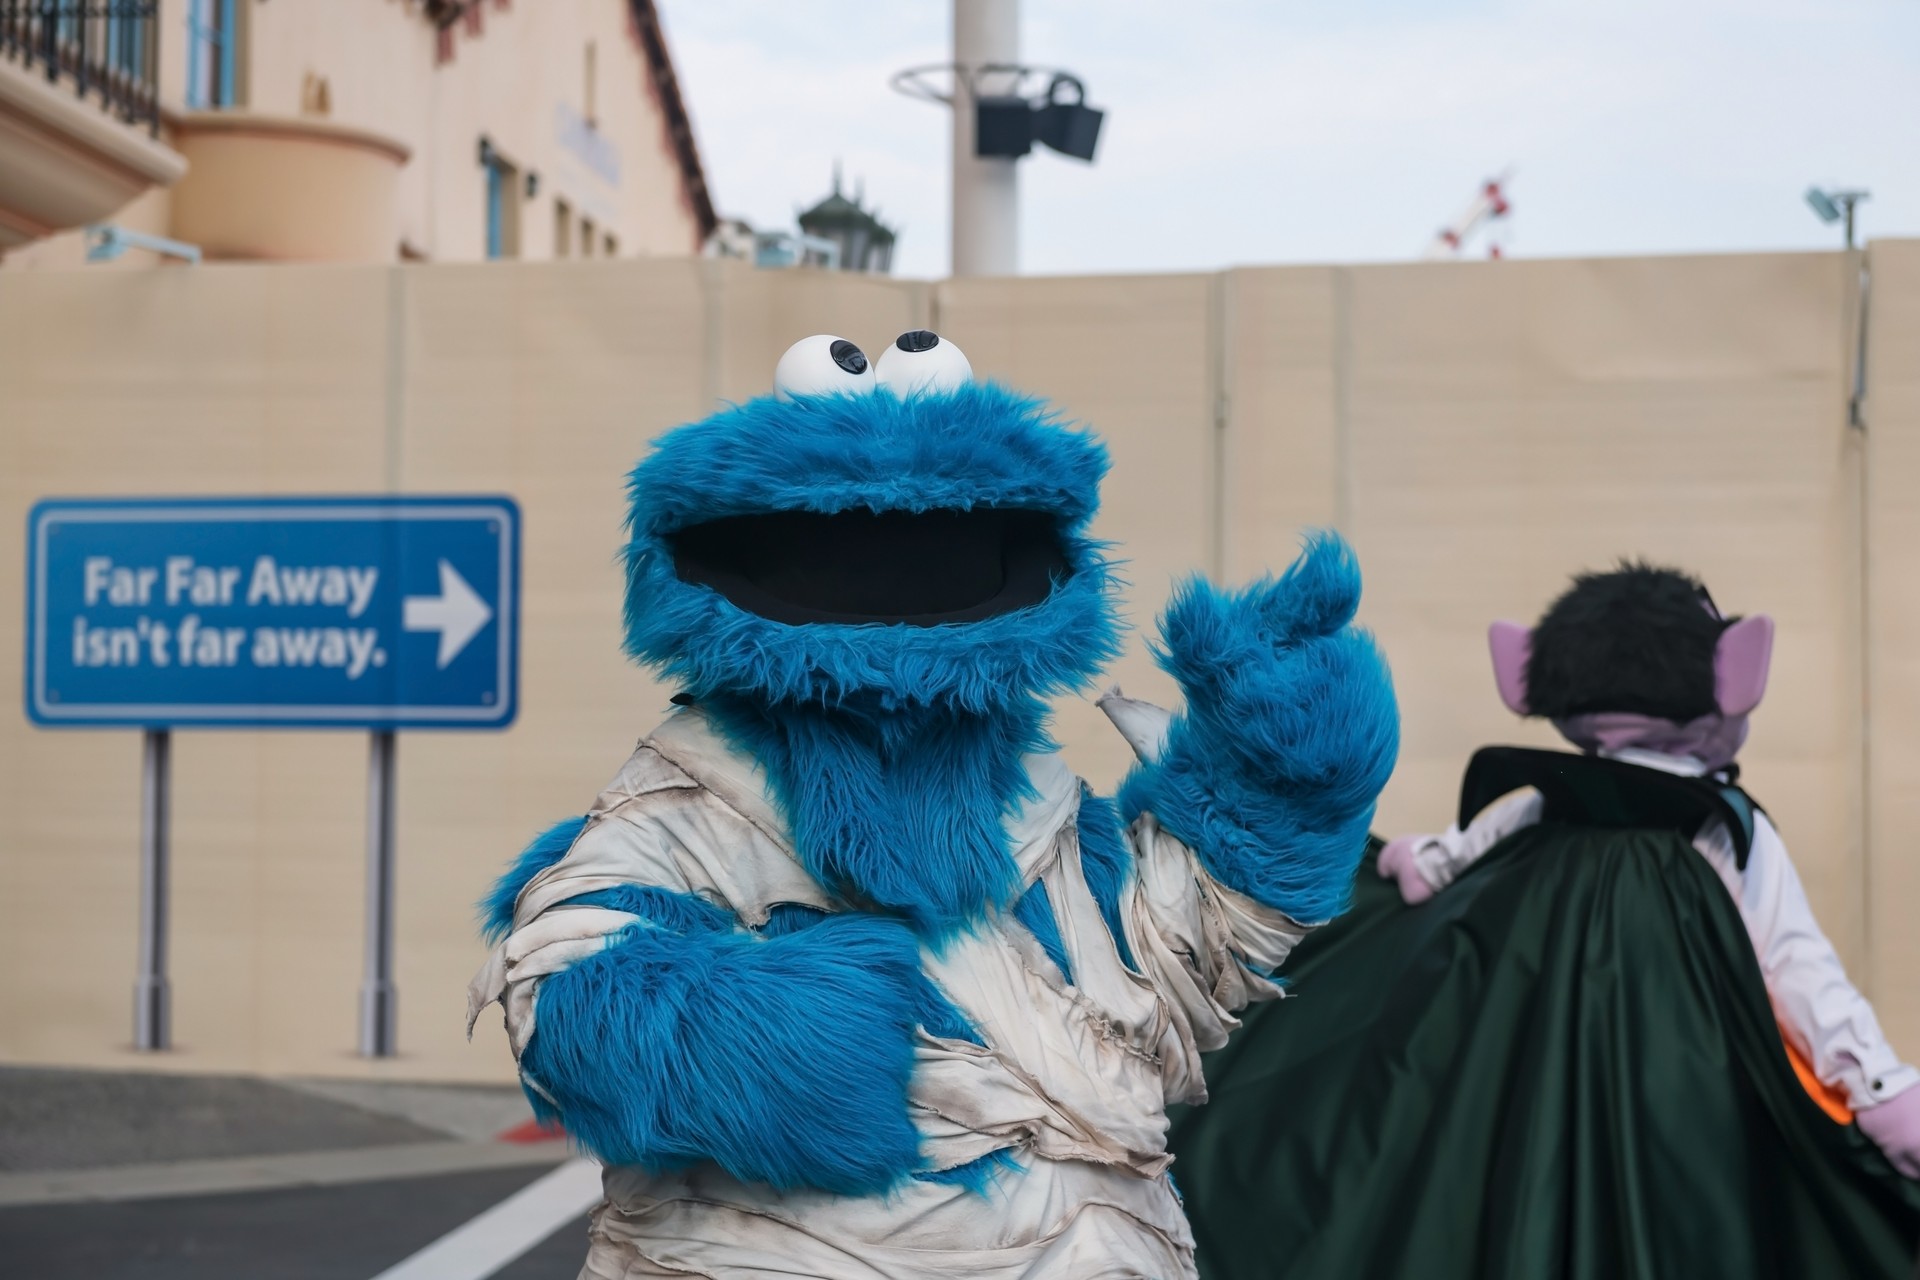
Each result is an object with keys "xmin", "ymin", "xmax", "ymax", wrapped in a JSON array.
[
  {"xmin": 1805, "ymin": 186, "xmax": 1873, "ymax": 426},
  {"xmin": 951, "ymin": 0, "xmax": 1020, "ymax": 277}
]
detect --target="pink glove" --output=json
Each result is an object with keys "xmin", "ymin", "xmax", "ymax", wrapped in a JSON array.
[
  {"xmin": 1857, "ymin": 1083, "xmax": 1920, "ymax": 1178},
  {"xmin": 1376, "ymin": 835, "xmax": 1438, "ymax": 906}
]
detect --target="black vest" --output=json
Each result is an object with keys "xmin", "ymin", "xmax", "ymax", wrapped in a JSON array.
[{"xmin": 1458, "ymin": 746, "xmax": 1765, "ymax": 871}]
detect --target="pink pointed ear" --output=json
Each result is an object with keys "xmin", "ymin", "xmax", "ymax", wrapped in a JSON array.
[
  {"xmin": 1715, "ymin": 614, "xmax": 1773, "ymax": 717},
  {"xmin": 1488, "ymin": 621, "xmax": 1533, "ymax": 716}
]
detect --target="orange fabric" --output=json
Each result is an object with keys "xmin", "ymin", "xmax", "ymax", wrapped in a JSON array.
[{"xmin": 1782, "ymin": 1025, "xmax": 1854, "ymax": 1124}]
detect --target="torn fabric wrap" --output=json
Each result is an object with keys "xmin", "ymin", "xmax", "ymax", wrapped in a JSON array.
[{"xmin": 468, "ymin": 704, "xmax": 1311, "ymax": 1279}]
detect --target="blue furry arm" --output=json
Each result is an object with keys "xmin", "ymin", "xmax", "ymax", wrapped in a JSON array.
[
  {"xmin": 1119, "ymin": 531, "xmax": 1399, "ymax": 923},
  {"xmin": 479, "ymin": 816, "xmax": 589, "ymax": 943},
  {"xmin": 518, "ymin": 907, "xmax": 927, "ymax": 1196}
]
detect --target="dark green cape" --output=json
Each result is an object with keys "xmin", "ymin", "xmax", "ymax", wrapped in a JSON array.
[{"xmin": 1168, "ymin": 826, "xmax": 1920, "ymax": 1279}]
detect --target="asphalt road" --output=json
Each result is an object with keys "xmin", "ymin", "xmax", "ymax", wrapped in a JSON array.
[
  {"xmin": 0, "ymin": 1166, "xmax": 591, "ymax": 1280},
  {"xmin": 0, "ymin": 1066, "xmax": 590, "ymax": 1279}
]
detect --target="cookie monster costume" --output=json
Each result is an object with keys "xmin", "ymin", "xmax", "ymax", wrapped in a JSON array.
[
  {"xmin": 467, "ymin": 330, "xmax": 1399, "ymax": 1278},
  {"xmin": 1169, "ymin": 563, "xmax": 1920, "ymax": 1280}
]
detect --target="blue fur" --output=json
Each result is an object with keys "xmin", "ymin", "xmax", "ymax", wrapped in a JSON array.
[
  {"xmin": 575, "ymin": 889, "xmax": 986, "ymax": 1049},
  {"xmin": 522, "ymin": 1081, "xmax": 562, "ymax": 1131},
  {"xmin": 521, "ymin": 907, "xmax": 928, "ymax": 1195},
  {"xmin": 1120, "ymin": 532, "xmax": 1400, "ymax": 924},
  {"xmin": 572, "ymin": 885, "xmax": 735, "ymax": 935},
  {"xmin": 630, "ymin": 381, "xmax": 1106, "ymax": 554},
  {"xmin": 916, "ymin": 1148, "xmax": 1022, "ymax": 1193},
  {"xmin": 752, "ymin": 900, "xmax": 984, "ymax": 1046},
  {"xmin": 480, "ymin": 816, "xmax": 588, "ymax": 943},
  {"xmin": 622, "ymin": 383, "xmax": 1125, "ymax": 714},
  {"xmin": 1012, "ymin": 881, "xmax": 1073, "ymax": 983},
  {"xmin": 756, "ymin": 901, "xmax": 830, "ymax": 937},
  {"xmin": 1074, "ymin": 789, "xmax": 1137, "ymax": 971},
  {"xmin": 912, "ymin": 977, "xmax": 986, "ymax": 1047},
  {"xmin": 701, "ymin": 696, "xmax": 1050, "ymax": 938}
]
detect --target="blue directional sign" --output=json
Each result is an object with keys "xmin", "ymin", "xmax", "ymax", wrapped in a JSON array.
[{"xmin": 25, "ymin": 497, "xmax": 519, "ymax": 728}]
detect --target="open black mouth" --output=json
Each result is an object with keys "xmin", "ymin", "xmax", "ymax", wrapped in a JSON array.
[{"xmin": 670, "ymin": 508, "xmax": 1071, "ymax": 626}]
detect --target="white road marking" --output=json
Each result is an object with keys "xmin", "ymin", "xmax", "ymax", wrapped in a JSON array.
[{"xmin": 369, "ymin": 1157, "xmax": 602, "ymax": 1280}]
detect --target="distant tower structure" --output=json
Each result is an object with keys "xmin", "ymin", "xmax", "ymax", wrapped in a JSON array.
[
  {"xmin": 797, "ymin": 171, "xmax": 898, "ymax": 273},
  {"xmin": 1425, "ymin": 170, "xmax": 1514, "ymax": 260},
  {"xmin": 709, "ymin": 170, "xmax": 900, "ymax": 272}
]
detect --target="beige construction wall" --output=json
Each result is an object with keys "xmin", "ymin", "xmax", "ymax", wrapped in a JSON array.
[
  {"xmin": 1866, "ymin": 239, "xmax": 1920, "ymax": 1056},
  {"xmin": 1338, "ymin": 252, "xmax": 1869, "ymax": 957},
  {"xmin": 0, "ymin": 246, "xmax": 1909, "ymax": 1084}
]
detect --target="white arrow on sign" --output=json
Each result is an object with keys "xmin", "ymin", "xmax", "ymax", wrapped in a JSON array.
[{"xmin": 404, "ymin": 560, "xmax": 494, "ymax": 669}]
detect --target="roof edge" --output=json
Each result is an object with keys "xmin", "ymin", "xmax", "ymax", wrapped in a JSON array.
[{"xmin": 627, "ymin": 0, "xmax": 717, "ymax": 245}]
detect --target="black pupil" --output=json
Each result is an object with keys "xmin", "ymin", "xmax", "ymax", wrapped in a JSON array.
[
  {"xmin": 829, "ymin": 339, "xmax": 868, "ymax": 375},
  {"xmin": 896, "ymin": 330, "xmax": 940, "ymax": 353}
]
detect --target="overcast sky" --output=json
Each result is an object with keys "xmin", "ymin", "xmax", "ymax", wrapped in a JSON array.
[{"xmin": 661, "ymin": 0, "xmax": 1917, "ymax": 279}]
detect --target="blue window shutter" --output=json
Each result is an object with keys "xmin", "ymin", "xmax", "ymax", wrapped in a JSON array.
[
  {"xmin": 185, "ymin": 0, "xmax": 205, "ymax": 109},
  {"xmin": 217, "ymin": 0, "xmax": 237, "ymax": 106},
  {"xmin": 485, "ymin": 164, "xmax": 504, "ymax": 260}
]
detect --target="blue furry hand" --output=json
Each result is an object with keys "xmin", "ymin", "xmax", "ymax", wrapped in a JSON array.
[
  {"xmin": 1121, "ymin": 531, "xmax": 1400, "ymax": 924},
  {"xmin": 521, "ymin": 911, "xmax": 928, "ymax": 1196}
]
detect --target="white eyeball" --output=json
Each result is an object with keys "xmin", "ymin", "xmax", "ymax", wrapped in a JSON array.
[
  {"xmin": 874, "ymin": 330, "xmax": 972, "ymax": 395},
  {"xmin": 773, "ymin": 334, "xmax": 876, "ymax": 400}
]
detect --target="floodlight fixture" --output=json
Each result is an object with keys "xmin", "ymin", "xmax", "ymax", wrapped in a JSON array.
[
  {"xmin": 893, "ymin": 63, "xmax": 1106, "ymax": 164},
  {"xmin": 1034, "ymin": 75, "xmax": 1103, "ymax": 162},
  {"xmin": 974, "ymin": 94, "xmax": 1035, "ymax": 158},
  {"xmin": 1805, "ymin": 186, "xmax": 1870, "ymax": 249}
]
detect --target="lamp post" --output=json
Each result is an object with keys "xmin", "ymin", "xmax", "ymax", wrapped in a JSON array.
[
  {"xmin": 1806, "ymin": 186, "xmax": 1873, "ymax": 430},
  {"xmin": 893, "ymin": 0, "xmax": 1107, "ymax": 278}
]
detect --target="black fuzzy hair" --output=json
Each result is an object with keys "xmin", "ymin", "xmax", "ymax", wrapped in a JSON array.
[{"xmin": 1525, "ymin": 561, "xmax": 1731, "ymax": 721}]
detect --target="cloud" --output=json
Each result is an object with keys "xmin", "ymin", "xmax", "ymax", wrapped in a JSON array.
[{"xmin": 661, "ymin": 0, "xmax": 1920, "ymax": 277}]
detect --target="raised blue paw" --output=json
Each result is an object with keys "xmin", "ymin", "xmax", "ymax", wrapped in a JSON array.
[{"xmin": 1120, "ymin": 531, "xmax": 1399, "ymax": 922}]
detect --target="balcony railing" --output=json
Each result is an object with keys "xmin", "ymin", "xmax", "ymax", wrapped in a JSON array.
[{"xmin": 0, "ymin": 2, "xmax": 159, "ymax": 136}]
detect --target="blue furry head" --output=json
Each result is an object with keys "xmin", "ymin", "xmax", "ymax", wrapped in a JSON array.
[{"xmin": 622, "ymin": 379, "xmax": 1123, "ymax": 711}]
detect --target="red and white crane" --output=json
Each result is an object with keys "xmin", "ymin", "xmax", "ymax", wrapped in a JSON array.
[{"xmin": 1424, "ymin": 169, "xmax": 1514, "ymax": 260}]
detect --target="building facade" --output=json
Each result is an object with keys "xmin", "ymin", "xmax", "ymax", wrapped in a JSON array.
[{"xmin": 1, "ymin": 0, "xmax": 714, "ymax": 269}]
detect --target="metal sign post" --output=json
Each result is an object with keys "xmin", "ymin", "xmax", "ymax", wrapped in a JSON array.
[
  {"xmin": 134, "ymin": 727, "xmax": 171, "ymax": 1051},
  {"xmin": 25, "ymin": 496, "xmax": 520, "ymax": 1060},
  {"xmin": 360, "ymin": 729, "xmax": 399, "ymax": 1057}
]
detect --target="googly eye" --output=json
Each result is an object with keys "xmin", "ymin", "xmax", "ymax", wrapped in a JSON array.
[
  {"xmin": 874, "ymin": 330, "xmax": 973, "ymax": 395},
  {"xmin": 773, "ymin": 335, "xmax": 877, "ymax": 400}
]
